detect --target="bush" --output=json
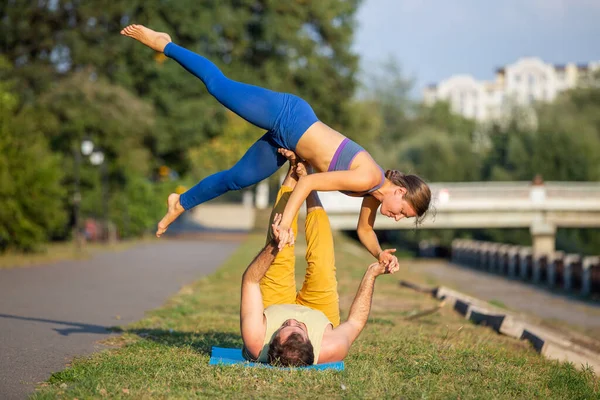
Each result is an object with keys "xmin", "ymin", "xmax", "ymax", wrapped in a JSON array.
[{"xmin": 0, "ymin": 88, "xmax": 67, "ymax": 251}]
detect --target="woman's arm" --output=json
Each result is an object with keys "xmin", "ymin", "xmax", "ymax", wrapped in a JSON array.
[
  {"xmin": 357, "ymin": 196, "xmax": 400, "ymax": 272},
  {"xmin": 357, "ymin": 196, "xmax": 383, "ymax": 259},
  {"xmin": 278, "ymin": 169, "xmax": 378, "ymax": 230}
]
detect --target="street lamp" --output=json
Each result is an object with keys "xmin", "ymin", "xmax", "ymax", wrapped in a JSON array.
[
  {"xmin": 90, "ymin": 150, "xmax": 109, "ymax": 242},
  {"xmin": 73, "ymin": 143, "xmax": 83, "ymax": 252},
  {"xmin": 89, "ymin": 151, "xmax": 104, "ymax": 166},
  {"xmin": 81, "ymin": 139, "xmax": 94, "ymax": 156},
  {"xmin": 73, "ymin": 139, "xmax": 110, "ymax": 247}
]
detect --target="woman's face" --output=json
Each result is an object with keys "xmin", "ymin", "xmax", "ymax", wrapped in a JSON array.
[{"xmin": 380, "ymin": 188, "xmax": 417, "ymax": 221}]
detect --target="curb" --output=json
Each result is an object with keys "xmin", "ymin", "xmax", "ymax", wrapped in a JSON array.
[{"xmin": 400, "ymin": 280, "xmax": 600, "ymax": 373}]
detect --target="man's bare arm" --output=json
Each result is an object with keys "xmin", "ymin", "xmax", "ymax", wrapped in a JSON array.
[
  {"xmin": 319, "ymin": 262, "xmax": 386, "ymax": 362},
  {"xmin": 241, "ymin": 241, "xmax": 279, "ymax": 285},
  {"xmin": 240, "ymin": 240, "xmax": 279, "ymax": 358}
]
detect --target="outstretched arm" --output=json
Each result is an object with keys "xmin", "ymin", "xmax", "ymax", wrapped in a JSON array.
[
  {"xmin": 357, "ymin": 196, "xmax": 384, "ymax": 259},
  {"xmin": 277, "ymin": 169, "xmax": 379, "ymax": 249},
  {"xmin": 318, "ymin": 262, "xmax": 387, "ymax": 362},
  {"xmin": 240, "ymin": 239, "xmax": 279, "ymax": 359},
  {"xmin": 357, "ymin": 196, "xmax": 399, "ymax": 272}
]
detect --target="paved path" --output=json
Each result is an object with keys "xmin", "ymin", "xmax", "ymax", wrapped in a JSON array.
[
  {"xmin": 413, "ymin": 260, "xmax": 600, "ymax": 336},
  {"xmin": 0, "ymin": 238, "xmax": 241, "ymax": 399}
]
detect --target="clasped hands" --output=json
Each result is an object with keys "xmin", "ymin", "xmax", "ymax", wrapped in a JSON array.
[
  {"xmin": 378, "ymin": 248, "xmax": 399, "ymax": 274},
  {"xmin": 271, "ymin": 213, "xmax": 295, "ymax": 250}
]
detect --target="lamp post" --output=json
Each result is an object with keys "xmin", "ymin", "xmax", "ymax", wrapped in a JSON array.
[
  {"xmin": 73, "ymin": 139, "xmax": 96, "ymax": 251},
  {"xmin": 89, "ymin": 150, "xmax": 108, "ymax": 242},
  {"xmin": 73, "ymin": 139, "xmax": 110, "ymax": 245},
  {"xmin": 73, "ymin": 146, "xmax": 82, "ymax": 252}
]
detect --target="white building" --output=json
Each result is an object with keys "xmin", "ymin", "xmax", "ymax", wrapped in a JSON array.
[{"xmin": 423, "ymin": 58, "xmax": 599, "ymax": 122}]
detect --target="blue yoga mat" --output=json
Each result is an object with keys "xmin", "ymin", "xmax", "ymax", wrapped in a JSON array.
[{"xmin": 209, "ymin": 347, "xmax": 344, "ymax": 371}]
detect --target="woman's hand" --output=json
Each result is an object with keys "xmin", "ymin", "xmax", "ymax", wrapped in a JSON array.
[
  {"xmin": 378, "ymin": 249, "xmax": 399, "ymax": 274},
  {"xmin": 271, "ymin": 213, "xmax": 295, "ymax": 250},
  {"xmin": 276, "ymin": 226, "xmax": 295, "ymax": 250},
  {"xmin": 270, "ymin": 214, "xmax": 283, "ymax": 242}
]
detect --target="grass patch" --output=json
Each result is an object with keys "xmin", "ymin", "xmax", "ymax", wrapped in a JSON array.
[
  {"xmin": 0, "ymin": 237, "xmax": 157, "ymax": 269},
  {"xmin": 32, "ymin": 234, "xmax": 599, "ymax": 399},
  {"xmin": 488, "ymin": 299, "xmax": 508, "ymax": 309}
]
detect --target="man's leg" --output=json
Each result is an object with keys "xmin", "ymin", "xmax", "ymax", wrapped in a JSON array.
[
  {"xmin": 259, "ymin": 152, "xmax": 303, "ymax": 308},
  {"xmin": 295, "ymin": 192, "xmax": 340, "ymax": 327}
]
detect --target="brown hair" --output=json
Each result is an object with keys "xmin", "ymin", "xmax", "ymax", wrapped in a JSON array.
[
  {"xmin": 385, "ymin": 169, "xmax": 431, "ymax": 223},
  {"xmin": 268, "ymin": 332, "xmax": 314, "ymax": 367}
]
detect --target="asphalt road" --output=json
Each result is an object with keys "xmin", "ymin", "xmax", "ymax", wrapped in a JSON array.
[{"xmin": 0, "ymin": 238, "xmax": 241, "ymax": 399}]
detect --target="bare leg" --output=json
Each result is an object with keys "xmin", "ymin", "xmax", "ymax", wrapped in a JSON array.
[{"xmin": 120, "ymin": 24, "xmax": 172, "ymax": 53}]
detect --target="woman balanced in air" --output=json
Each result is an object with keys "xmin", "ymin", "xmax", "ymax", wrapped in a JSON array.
[{"xmin": 121, "ymin": 25, "xmax": 431, "ymax": 271}]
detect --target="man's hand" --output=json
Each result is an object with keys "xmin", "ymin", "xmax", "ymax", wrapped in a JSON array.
[
  {"xmin": 378, "ymin": 249, "xmax": 399, "ymax": 273},
  {"xmin": 367, "ymin": 261, "xmax": 389, "ymax": 277},
  {"xmin": 278, "ymin": 148, "xmax": 309, "ymax": 180},
  {"xmin": 276, "ymin": 226, "xmax": 295, "ymax": 250},
  {"xmin": 271, "ymin": 213, "xmax": 295, "ymax": 249},
  {"xmin": 270, "ymin": 213, "xmax": 283, "ymax": 242}
]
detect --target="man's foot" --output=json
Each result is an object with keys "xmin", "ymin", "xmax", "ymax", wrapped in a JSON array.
[
  {"xmin": 120, "ymin": 24, "xmax": 172, "ymax": 53},
  {"xmin": 156, "ymin": 193, "xmax": 185, "ymax": 237},
  {"xmin": 278, "ymin": 148, "xmax": 309, "ymax": 178}
]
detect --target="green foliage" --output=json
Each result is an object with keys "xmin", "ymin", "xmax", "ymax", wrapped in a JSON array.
[
  {"xmin": 395, "ymin": 129, "xmax": 482, "ymax": 182},
  {"xmin": 37, "ymin": 69, "xmax": 155, "ymax": 172},
  {"xmin": 188, "ymin": 111, "xmax": 265, "ymax": 178},
  {"xmin": 2, "ymin": 0, "xmax": 362, "ymax": 174},
  {"xmin": 481, "ymin": 97, "xmax": 600, "ymax": 182},
  {"xmin": 532, "ymin": 96, "xmax": 600, "ymax": 181},
  {"xmin": 0, "ymin": 73, "xmax": 67, "ymax": 251},
  {"xmin": 109, "ymin": 176, "xmax": 175, "ymax": 238},
  {"xmin": 416, "ymin": 101, "xmax": 477, "ymax": 139},
  {"xmin": 360, "ymin": 57, "xmax": 415, "ymax": 144},
  {"xmin": 34, "ymin": 70, "xmax": 160, "ymax": 240}
]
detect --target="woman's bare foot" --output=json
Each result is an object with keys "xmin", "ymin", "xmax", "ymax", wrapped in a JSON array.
[
  {"xmin": 156, "ymin": 193, "xmax": 185, "ymax": 237},
  {"xmin": 120, "ymin": 24, "xmax": 172, "ymax": 53}
]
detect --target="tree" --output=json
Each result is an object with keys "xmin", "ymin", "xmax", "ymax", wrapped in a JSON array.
[
  {"xmin": 532, "ymin": 89, "xmax": 600, "ymax": 181},
  {"xmin": 0, "ymin": 62, "xmax": 67, "ymax": 251},
  {"xmin": 359, "ymin": 57, "xmax": 414, "ymax": 146},
  {"xmin": 394, "ymin": 129, "xmax": 483, "ymax": 182},
  {"xmin": 416, "ymin": 101, "xmax": 476, "ymax": 140},
  {"xmin": 109, "ymin": 174, "xmax": 173, "ymax": 238},
  {"xmin": 2, "ymin": 0, "xmax": 363, "ymax": 175},
  {"xmin": 35, "ymin": 70, "xmax": 161, "ymax": 237}
]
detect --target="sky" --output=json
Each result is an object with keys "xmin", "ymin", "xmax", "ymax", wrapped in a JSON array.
[{"xmin": 353, "ymin": 0, "xmax": 600, "ymax": 95}]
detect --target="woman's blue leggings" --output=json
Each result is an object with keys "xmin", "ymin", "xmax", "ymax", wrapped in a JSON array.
[{"xmin": 163, "ymin": 43, "xmax": 319, "ymax": 210}]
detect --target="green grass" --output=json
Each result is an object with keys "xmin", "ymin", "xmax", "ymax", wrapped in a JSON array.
[
  {"xmin": 488, "ymin": 299, "xmax": 508, "ymax": 310},
  {"xmin": 0, "ymin": 237, "xmax": 158, "ymax": 269},
  {"xmin": 32, "ymin": 234, "xmax": 599, "ymax": 399}
]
